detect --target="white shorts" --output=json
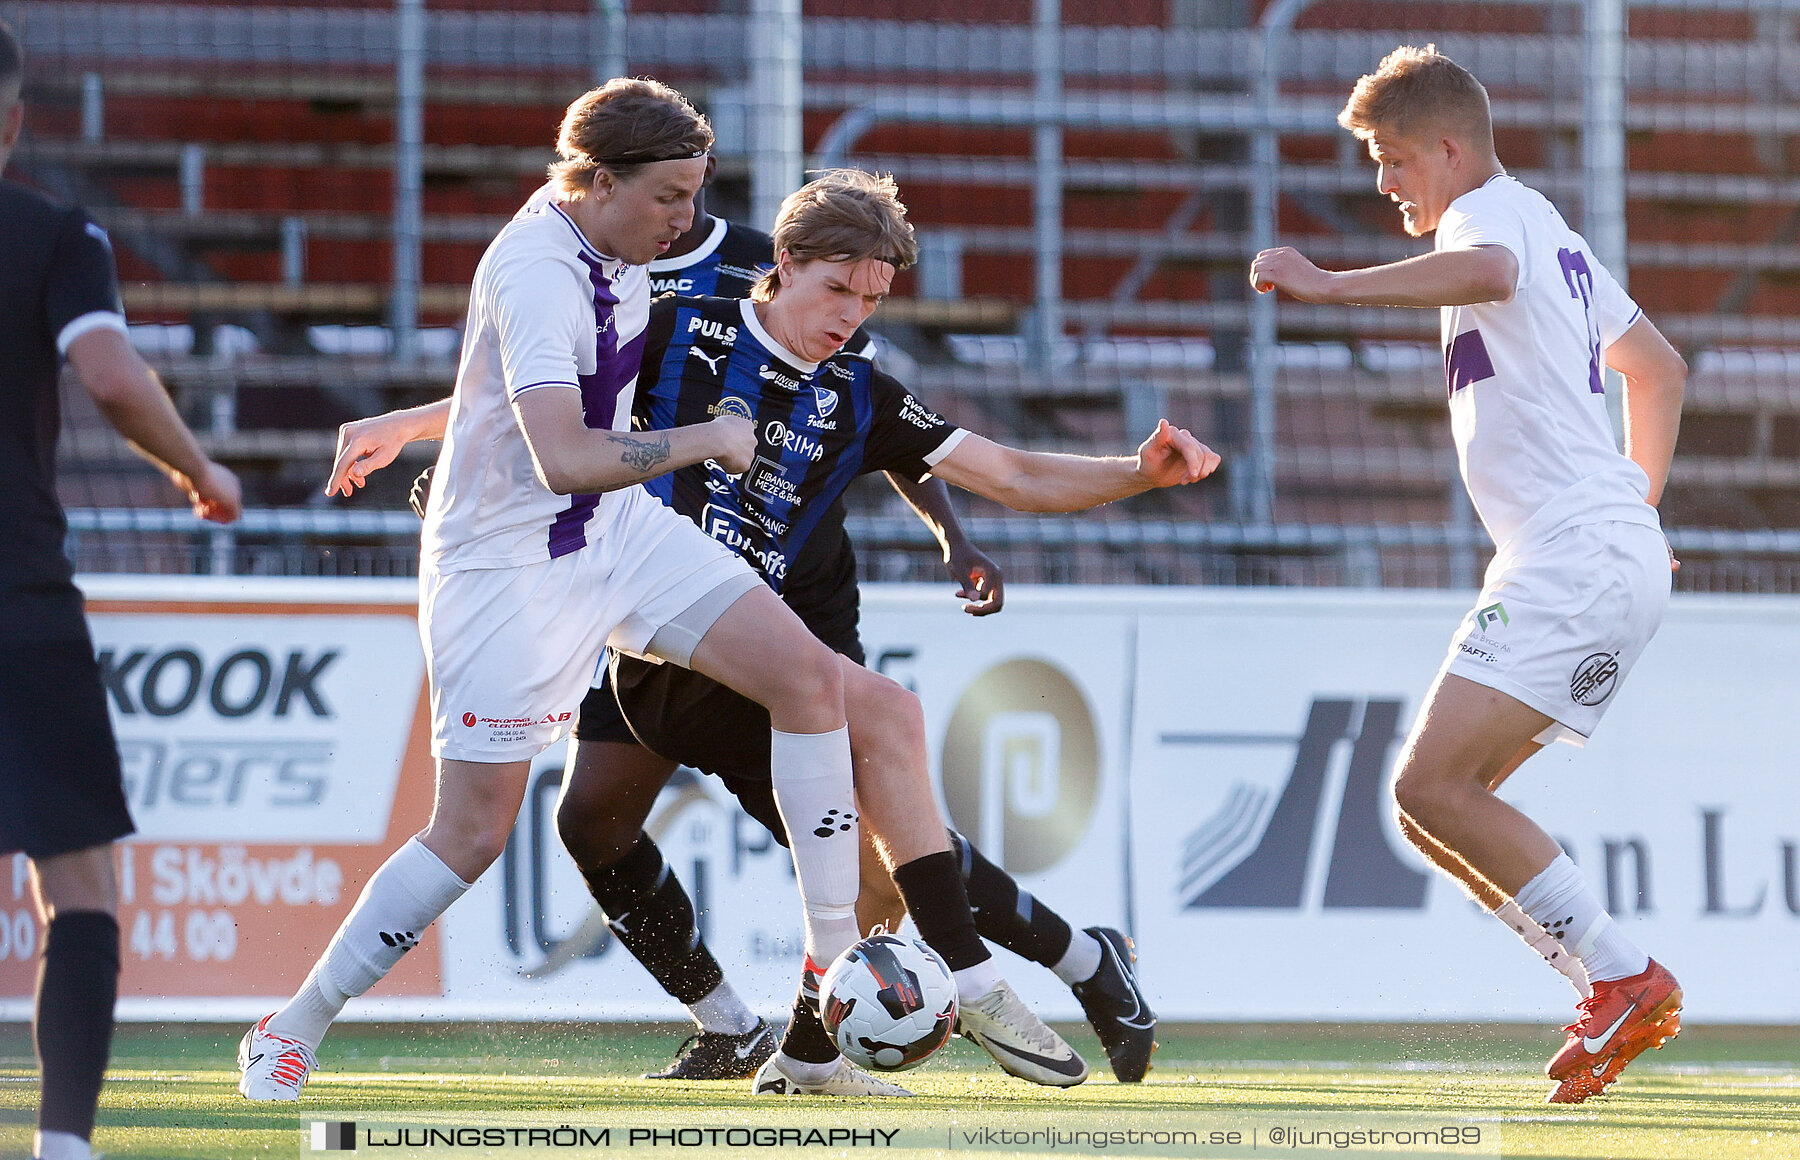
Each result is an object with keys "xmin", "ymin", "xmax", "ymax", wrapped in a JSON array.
[
  {"xmin": 1443, "ymin": 520, "xmax": 1670, "ymax": 745},
  {"xmin": 422, "ymin": 486, "xmax": 760, "ymax": 762}
]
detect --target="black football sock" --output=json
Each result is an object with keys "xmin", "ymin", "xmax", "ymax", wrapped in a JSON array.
[
  {"xmin": 778, "ymin": 990, "xmax": 840, "ymax": 1063},
  {"xmin": 35, "ymin": 911, "xmax": 120, "ymax": 1141},
  {"xmin": 890, "ymin": 850, "xmax": 990, "ymax": 971},
  {"xmin": 949, "ymin": 829, "xmax": 1074, "ymax": 969},
  {"xmin": 574, "ymin": 835, "xmax": 724, "ymax": 1005}
]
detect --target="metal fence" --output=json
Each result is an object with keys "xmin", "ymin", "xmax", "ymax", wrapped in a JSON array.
[{"xmin": 12, "ymin": 0, "xmax": 1800, "ymax": 590}]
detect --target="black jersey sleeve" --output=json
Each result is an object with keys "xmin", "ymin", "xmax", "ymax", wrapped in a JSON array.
[
  {"xmin": 45, "ymin": 210, "xmax": 125, "ymax": 353},
  {"xmin": 862, "ymin": 368, "xmax": 964, "ymax": 483},
  {"xmin": 631, "ymin": 296, "xmax": 686, "ymax": 428}
]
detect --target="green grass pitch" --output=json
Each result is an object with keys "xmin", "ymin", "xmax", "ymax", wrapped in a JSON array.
[{"xmin": 3, "ymin": 1021, "xmax": 1796, "ymax": 1158}]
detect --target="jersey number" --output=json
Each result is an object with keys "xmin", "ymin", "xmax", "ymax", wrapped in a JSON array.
[{"xmin": 1557, "ymin": 248, "xmax": 1606, "ymax": 394}]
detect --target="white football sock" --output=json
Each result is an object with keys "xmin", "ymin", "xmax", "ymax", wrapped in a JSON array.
[
  {"xmin": 769, "ymin": 726, "xmax": 861, "ymax": 967},
  {"xmin": 267, "ymin": 837, "xmax": 471, "ymax": 1047},
  {"xmin": 688, "ymin": 981, "xmax": 760, "ymax": 1035},
  {"xmin": 951, "ymin": 959, "xmax": 1004, "ymax": 1004},
  {"xmin": 1494, "ymin": 898, "xmax": 1591, "ymax": 996},
  {"xmin": 34, "ymin": 1129, "xmax": 90, "ymax": 1160},
  {"xmin": 1514, "ymin": 854, "xmax": 1648, "ymax": 984},
  {"xmin": 1051, "ymin": 929, "xmax": 1104, "ymax": 985}
]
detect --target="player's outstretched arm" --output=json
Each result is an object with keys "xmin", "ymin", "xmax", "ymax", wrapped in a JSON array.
[
  {"xmin": 1250, "ymin": 244, "xmax": 1517, "ymax": 308},
  {"xmin": 66, "ymin": 327, "xmax": 242, "ymax": 524},
  {"xmin": 326, "ymin": 397, "xmax": 452, "ymax": 497},
  {"xmin": 513, "ymin": 387, "xmax": 755, "ymax": 494},
  {"xmin": 930, "ymin": 419, "xmax": 1219, "ymax": 514},
  {"xmin": 887, "ymin": 472, "xmax": 1005, "ymax": 616},
  {"xmin": 1607, "ymin": 315, "xmax": 1687, "ymax": 507}
]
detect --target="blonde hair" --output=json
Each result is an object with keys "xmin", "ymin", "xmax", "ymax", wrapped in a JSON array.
[
  {"xmin": 753, "ymin": 169, "xmax": 919, "ymax": 301},
  {"xmin": 548, "ymin": 78, "xmax": 712, "ymax": 200},
  {"xmin": 1338, "ymin": 44, "xmax": 1494, "ymax": 153}
]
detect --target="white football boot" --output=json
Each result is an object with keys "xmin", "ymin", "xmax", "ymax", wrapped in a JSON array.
[
  {"xmin": 751, "ymin": 1053, "xmax": 913, "ymax": 1096},
  {"xmin": 237, "ymin": 1014, "xmax": 318, "ymax": 1100},
  {"xmin": 957, "ymin": 979, "xmax": 1089, "ymax": 1087}
]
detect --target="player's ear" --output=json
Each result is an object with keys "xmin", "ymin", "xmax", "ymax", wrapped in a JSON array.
[{"xmin": 588, "ymin": 166, "xmax": 617, "ymax": 203}]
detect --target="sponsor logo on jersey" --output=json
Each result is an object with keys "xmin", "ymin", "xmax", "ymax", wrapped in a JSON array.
[
  {"xmin": 899, "ymin": 394, "xmax": 942, "ymax": 431},
  {"xmin": 759, "ymin": 364, "xmax": 807, "ymax": 390},
  {"xmin": 708, "ymin": 396, "xmax": 754, "ymax": 420},
  {"xmin": 595, "ymin": 313, "xmax": 615, "ymax": 336},
  {"xmin": 702, "ymin": 504, "xmax": 788, "ymax": 580},
  {"xmin": 688, "ymin": 347, "xmax": 726, "ymax": 373},
  {"xmin": 764, "ymin": 420, "xmax": 826, "ymax": 462},
  {"xmin": 685, "ymin": 316, "xmax": 739, "ymax": 345},
  {"xmin": 653, "ymin": 275, "xmax": 697, "ymax": 294},
  {"xmin": 826, "ymin": 360, "xmax": 856, "ymax": 380},
  {"xmin": 812, "ymin": 386, "xmax": 839, "ymax": 418},
  {"xmin": 745, "ymin": 455, "xmax": 801, "ymax": 505}
]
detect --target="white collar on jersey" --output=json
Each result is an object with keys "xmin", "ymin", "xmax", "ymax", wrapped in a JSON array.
[
  {"xmin": 545, "ymin": 200, "xmax": 624, "ymax": 269},
  {"xmin": 739, "ymin": 297, "xmax": 820, "ymax": 374},
  {"xmin": 649, "ymin": 215, "xmax": 728, "ymax": 273}
]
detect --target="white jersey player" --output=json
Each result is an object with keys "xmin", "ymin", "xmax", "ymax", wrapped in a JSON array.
[
  {"xmin": 1251, "ymin": 45, "xmax": 1687, "ymax": 1104},
  {"xmin": 239, "ymin": 78, "xmax": 881, "ymax": 1100}
]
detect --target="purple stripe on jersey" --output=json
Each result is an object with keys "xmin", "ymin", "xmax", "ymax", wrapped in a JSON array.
[
  {"xmin": 1444, "ymin": 329, "xmax": 1496, "ymax": 397},
  {"xmin": 576, "ymin": 253, "xmax": 641, "ymax": 430},
  {"xmin": 546, "ymin": 255, "xmax": 642, "ymax": 559}
]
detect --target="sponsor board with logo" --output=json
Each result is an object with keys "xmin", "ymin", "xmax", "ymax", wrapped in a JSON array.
[
  {"xmin": 0, "ymin": 577, "xmax": 440, "ymax": 1020},
  {"xmin": 1127, "ymin": 588, "xmax": 1800, "ymax": 1022},
  {"xmin": 7, "ymin": 581, "xmax": 1797, "ymax": 1024}
]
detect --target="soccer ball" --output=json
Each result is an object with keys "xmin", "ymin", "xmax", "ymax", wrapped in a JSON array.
[{"xmin": 819, "ymin": 932, "xmax": 958, "ymax": 1071}]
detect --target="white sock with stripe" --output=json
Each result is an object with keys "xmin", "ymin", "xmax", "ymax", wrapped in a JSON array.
[
  {"xmin": 769, "ymin": 726, "xmax": 862, "ymax": 968},
  {"xmin": 1513, "ymin": 854, "xmax": 1648, "ymax": 985},
  {"xmin": 267, "ymin": 837, "xmax": 472, "ymax": 1048}
]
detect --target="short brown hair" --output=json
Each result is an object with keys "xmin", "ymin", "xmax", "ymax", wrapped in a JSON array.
[
  {"xmin": 548, "ymin": 78, "xmax": 712, "ymax": 199},
  {"xmin": 753, "ymin": 169, "xmax": 919, "ymax": 301},
  {"xmin": 1338, "ymin": 44, "xmax": 1494, "ymax": 152},
  {"xmin": 0, "ymin": 18, "xmax": 23, "ymax": 94}
]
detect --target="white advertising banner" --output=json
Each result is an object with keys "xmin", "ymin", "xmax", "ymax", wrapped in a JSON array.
[
  {"xmin": 1127, "ymin": 589, "xmax": 1800, "ymax": 1024},
  {"xmin": 6, "ymin": 579, "xmax": 1795, "ymax": 1024}
]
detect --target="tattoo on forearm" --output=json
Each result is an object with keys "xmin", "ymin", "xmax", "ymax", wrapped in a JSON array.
[{"xmin": 608, "ymin": 431, "xmax": 671, "ymax": 474}]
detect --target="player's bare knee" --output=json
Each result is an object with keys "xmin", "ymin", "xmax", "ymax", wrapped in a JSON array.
[{"xmin": 770, "ymin": 637, "xmax": 844, "ymax": 719}]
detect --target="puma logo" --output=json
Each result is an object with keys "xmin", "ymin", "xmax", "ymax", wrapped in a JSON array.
[{"xmin": 689, "ymin": 348, "xmax": 726, "ymax": 373}]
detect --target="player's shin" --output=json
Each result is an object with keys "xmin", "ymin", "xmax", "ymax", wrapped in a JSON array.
[
  {"xmin": 35, "ymin": 912, "xmax": 119, "ymax": 1151},
  {"xmin": 948, "ymin": 829, "xmax": 1101, "ymax": 984},
  {"xmin": 769, "ymin": 726, "xmax": 861, "ymax": 968},
  {"xmin": 891, "ymin": 850, "xmax": 1001, "ymax": 1001},
  {"xmin": 575, "ymin": 834, "xmax": 756, "ymax": 1033},
  {"xmin": 1494, "ymin": 897, "xmax": 1591, "ymax": 996},
  {"xmin": 1513, "ymin": 853, "xmax": 1647, "ymax": 984},
  {"xmin": 267, "ymin": 837, "xmax": 471, "ymax": 1047}
]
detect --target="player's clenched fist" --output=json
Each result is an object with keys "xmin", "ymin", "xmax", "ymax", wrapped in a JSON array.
[
  {"xmin": 1250, "ymin": 246, "xmax": 1336, "ymax": 302},
  {"xmin": 1136, "ymin": 418, "xmax": 1221, "ymax": 487},
  {"xmin": 706, "ymin": 413, "xmax": 757, "ymax": 474}
]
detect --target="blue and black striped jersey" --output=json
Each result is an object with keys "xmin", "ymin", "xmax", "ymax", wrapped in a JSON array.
[
  {"xmin": 648, "ymin": 216, "xmax": 776, "ymax": 300},
  {"xmin": 633, "ymin": 295, "xmax": 965, "ymax": 646}
]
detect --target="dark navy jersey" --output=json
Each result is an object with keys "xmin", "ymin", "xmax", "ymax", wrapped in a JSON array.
[
  {"xmin": 634, "ymin": 295, "xmax": 964, "ymax": 639},
  {"xmin": 648, "ymin": 216, "xmax": 775, "ymax": 300},
  {"xmin": 1, "ymin": 180, "xmax": 128, "ymax": 641}
]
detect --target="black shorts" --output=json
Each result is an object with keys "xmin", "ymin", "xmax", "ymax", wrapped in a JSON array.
[
  {"xmin": 572, "ymin": 628, "xmax": 866, "ymax": 851},
  {"xmin": 0, "ymin": 636, "xmax": 135, "ymax": 858}
]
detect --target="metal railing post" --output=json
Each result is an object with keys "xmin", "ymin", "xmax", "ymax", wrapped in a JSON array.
[
  {"xmin": 1246, "ymin": 0, "xmax": 1318, "ymax": 525},
  {"xmin": 748, "ymin": 0, "xmax": 803, "ymax": 232},
  {"xmin": 592, "ymin": 0, "xmax": 627, "ymax": 84},
  {"xmin": 1032, "ymin": 0, "xmax": 1064, "ymax": 371},
  {"xmin": 391, "ymin": 0, "xmax": 426, "ymax": 365},
  {"xmin": 1584, "ymin": 0, "xmax": 1629, "ymax": 444}
]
